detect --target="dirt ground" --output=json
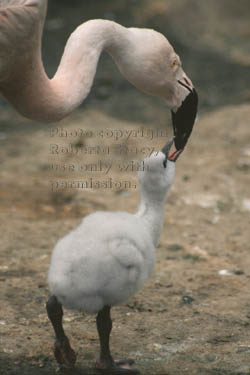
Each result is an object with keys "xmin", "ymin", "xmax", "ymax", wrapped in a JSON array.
[{"xmin": 0, "ymin": 1, "xmax": 250, "ymax": 375}]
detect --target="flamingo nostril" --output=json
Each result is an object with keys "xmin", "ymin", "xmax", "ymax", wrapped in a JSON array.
[{"xmin": 184, "ymin": 77, "xmax": 191, "ymax": 87}]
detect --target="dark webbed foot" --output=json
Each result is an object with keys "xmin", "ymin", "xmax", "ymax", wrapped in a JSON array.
[
  {"xmin": 46, "ymin": 295, "xmax": 77, "ymax": 368},
  {"xmin": 96, "ymin": 359, "xmax": 139, "ymax": 374},
  {"xmin": 96, "ymin": 306, "xmax": 140, "ymax": 374},
  {"xmin": 54, "ymin": 336, "xmax": 77, "ymax": 368}
]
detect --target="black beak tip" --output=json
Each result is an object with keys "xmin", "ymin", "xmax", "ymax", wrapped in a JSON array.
[{"xmin": 171, "ymin": 88, "xmax": 198, "ymax": 150}]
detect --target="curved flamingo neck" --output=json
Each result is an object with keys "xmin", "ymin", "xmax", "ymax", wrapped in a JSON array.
[{"xmin": 0, "ymin": 20, "xmax": 128, "ymax": 122}]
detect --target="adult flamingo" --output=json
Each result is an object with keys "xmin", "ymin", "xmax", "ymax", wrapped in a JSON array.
[{"xmin": 0, "ymin": 0, "xmax": 197, "ymax": 151}]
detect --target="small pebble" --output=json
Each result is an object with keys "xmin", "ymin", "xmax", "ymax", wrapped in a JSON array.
[
  {"xmin": 182, "ymin": 295, "xmax": 195, "ymax": 304},
  {"xmin": 205, "ymin": 354, "xmax": 217, "ymax": 362},
  {"xmin": 242, "ymin": 199, "xmax": 250, "ymax": 212},
  {"xmin": 233, "ymin": 269, "xmax": 244, "ymax": 275},
  {"xmin": 218, "ymin": 269, "xmax": 232, "ymax": 276},
  {"xmin": 237, "ymin": 160, "xmax": 250, "ymax": 171},
  {"xmin": 236, "ymin": 346, "xmax": 250, "ymax": 354},
  {"xmin": 169, "ymin": 244, "xmax": 184, "ymax": 252}
]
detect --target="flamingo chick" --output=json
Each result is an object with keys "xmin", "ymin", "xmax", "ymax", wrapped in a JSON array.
[
  {"xmin": 0, "ymin": 0, "xmax": 197, "ymax": 150},
  {"xmin": 46, "ymin": 138, "xmax": 180, "ymax": 374}
]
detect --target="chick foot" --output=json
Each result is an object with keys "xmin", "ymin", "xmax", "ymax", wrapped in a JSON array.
[{"xmin": 96, "ymin": 358, "xmax": 139, "ymax": 374}]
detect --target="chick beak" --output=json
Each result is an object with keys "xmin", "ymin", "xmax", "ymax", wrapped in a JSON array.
[
  {"xmin": 171, "ymin": 81, "xmax": 198, "ymax": 151},
  {"xmin": 161, "ymin": 138, "xmax": 174, "ymax": 156},
  {"xmin": 162, "ymin": 138, "xmax": 183, "ymax": 162}
]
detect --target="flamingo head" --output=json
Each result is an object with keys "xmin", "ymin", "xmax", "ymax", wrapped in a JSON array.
[{"xmin": 114, "ymin": 28, "xmax": 198, "ymax": 152}]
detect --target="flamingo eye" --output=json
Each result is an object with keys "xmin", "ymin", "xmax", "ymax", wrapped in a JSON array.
[{"xmin": 171, "ymin": 59, "xmax": 178, "ymax": 68}]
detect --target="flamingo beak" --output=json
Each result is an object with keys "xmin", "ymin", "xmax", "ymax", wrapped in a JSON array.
[
  {"xmin": 171, "ymin": 81, "xmax": 198, "ymax": 151},
  {"xmin": 161, "ymin": 138, "xmax": 183, "ymax": 162}
]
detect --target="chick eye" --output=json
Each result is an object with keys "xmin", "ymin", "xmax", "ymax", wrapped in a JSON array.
[{"xmin": 163, "ymin": 158, "xmax": 167, "ymax": 169}]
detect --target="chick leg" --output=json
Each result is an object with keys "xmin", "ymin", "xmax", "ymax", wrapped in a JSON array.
[
  {"xmin": 96, "ymin": 305, "xmax": 139, "ymax": 374},
  {"xmin": 46, "ymin": 295, "xmax": 77, "ymax": 368}
]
